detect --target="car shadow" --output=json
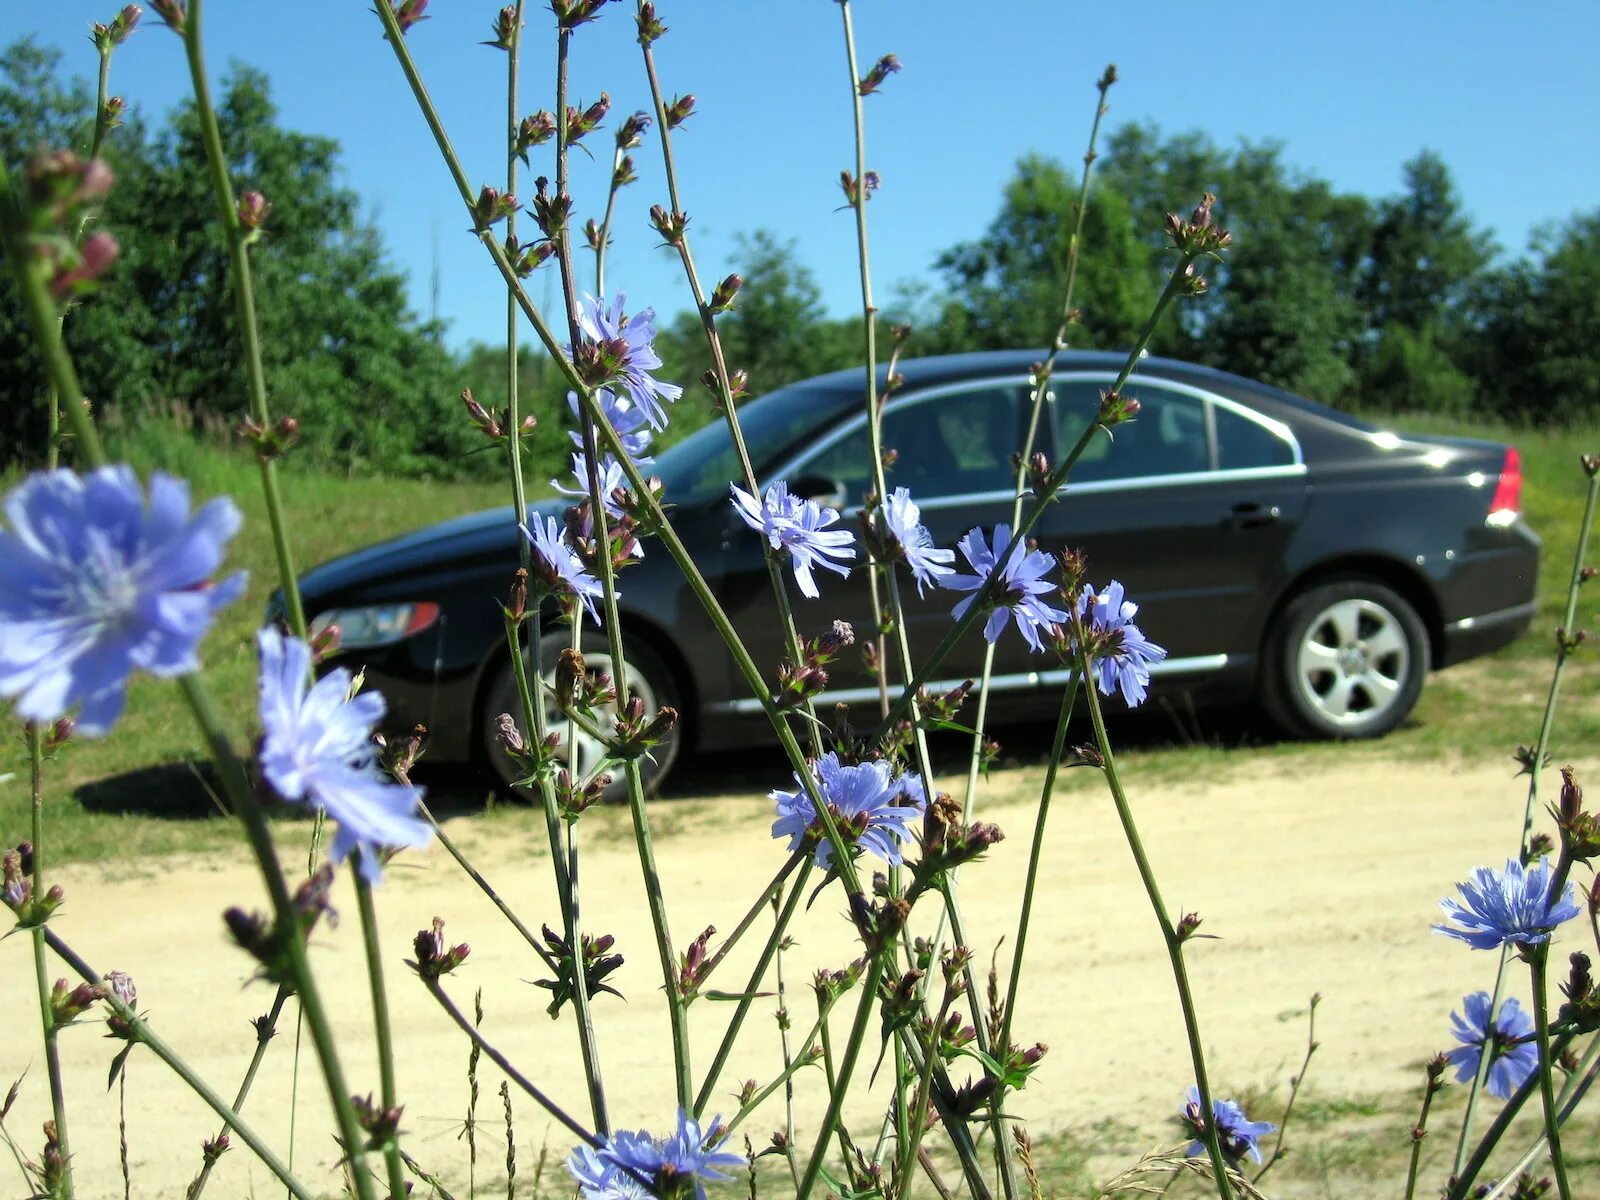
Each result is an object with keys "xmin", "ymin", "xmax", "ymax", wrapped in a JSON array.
[{"xmin": 69, "ymin": 702, "xmax": 1284, "ymax": 820}]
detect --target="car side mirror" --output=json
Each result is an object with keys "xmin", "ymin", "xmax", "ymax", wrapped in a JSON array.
[{"xmin": 788, "ymin": 473, "xmax": 849, "ymax": 509}]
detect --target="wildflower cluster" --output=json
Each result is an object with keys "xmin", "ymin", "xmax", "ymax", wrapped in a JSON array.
[
  {"xmin": 1434, "ymin": 857, "xmax": 1582, "ymax": 950},
  {"xmin": 570, "ymin": 293, "xmax": 682, "ymax": 431},
  {"xmin": 1178, "ymin": 1086, "xmax": 1275, "ymax": 1164},
  {"xmin": 567, "ymin": 1110, "xmax": 740, "ymax": 1200},
  {"xmin": 1447, "ymin": 991, "xmax": 1538, "ymax": 1099},
  {"xmin": 731, "ymin": 481, "xmax": 856, "ymax": 599},
  {"xmin": 771, "ymin": 752, "xmax": 927, "ymax": 869}
]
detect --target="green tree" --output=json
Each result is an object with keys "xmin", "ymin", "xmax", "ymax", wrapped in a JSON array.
[
  {"xmin": 920, "ymin": 153, "xmax": 1158, "ymax": 355},
  {"xmin": 1, "ymin": 41, "xmax": 472, "ymax": 476},
  {"xmin": 1469, "ymin": 212, "xmax": 1600, "ymax": 424}
]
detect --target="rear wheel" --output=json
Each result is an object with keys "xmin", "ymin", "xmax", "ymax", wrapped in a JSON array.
[
  {"xmin": 1263, "ymin": 578, "xmax": 1428, "ymax": 739},
  {"xmin": 481, "ymin": 630, "xmax": 683, "ymax": 802}
]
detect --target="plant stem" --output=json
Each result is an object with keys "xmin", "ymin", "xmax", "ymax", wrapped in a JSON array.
[
  {"xmin": 1079, "ymin": 647, "xmax": 1234, "ymax": 1200},
  {"xmin": 186, "ymin": 986, "xmax": 292, "ymax": 1200},
  {"xmin": 421, "ymin": 977, "xmax": 597, "ymax": 1148},
  {"xmin": 693, "ymin": 860, "xmax": 813, "ymax": 1115},
  {"xmin": 1452, "ymin": 462, "xmax": 1599, "ymax": 1174},
  {"xmin": 182, "ymin": 0, "xmax": 305, "ymax": 638},
  {"xmin": 1528, "ymin": 950, "xmax": 1573, "ymax": 1200},
  {"xmin": 995, "ymin": 676, "xmax": 1080, "ymax": 1076},
  {"xmin": 44, "ymin": 930, "xmax": 315, "ymax": 1200},
  {"xmin": 796, "ymin": 955, "xmax": 886, "ymax": 1200},
  {"xmin": 1252, "ymin": 993, "xmax": 1319, "ymax": 1182},
  {"xmin": 27, "ymin": 725, "xmax": 72, "ymax": 1200},
  {"xmin": 354, "ymin": 876, "xmax": 409, "ymax": 1200},
  {"xmin": 1401, "ymin": 1063, "xmax": 1442, "ymax": 1200},
  {"xmin": 1448, "ymin": 1029, "xmax": 1577, "ymax": 1200}
]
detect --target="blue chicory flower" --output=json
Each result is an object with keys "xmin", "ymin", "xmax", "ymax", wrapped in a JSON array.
[
  {"xmin": 881, "ymin": 487, "xmax": 955, "ymax": 596},
  {"xmin": 1179, "ymin": 1086, "xmax": 1275, "ymax": 1164},
  {"xmin": 1434, "ymin": 857, "xmax": 1582, "ymax": 951},
  {"xmin": 555, "ymin": 452, "xmax": 633, "ymax": 522},
  {"xmin": 945, "ymin": 524, "xmax": 1068, "ymax": 652},
  {"xmin": 771, "ymin": 751, "xmax": 927, "ymax": 869},
  {"xmin": 568, "ymin": 389, "xmax": 655, "ymax": 468},
  {"xmin": 567, "ymin": 1110, "xmax": 740, "ymax": 1200},
  {"xmin": 730, "ymin": 481, "xmax": 855, "ymax": 599},
  {"xmin": 1076, "ymin": 579, "xmax": 1168, "ymax": 707},
  {"xmin": 520, "ymin": 515, "xmax": 607, "ymax": 623},
  {"xmin": 256, "ymin": 628, "xmax": 432, "ymax": 883},
  {"xmin": 0, "ymin": 466, "xmax": 246, "ymax": 734},
  {"xmin": 574, "ymin": 294, "xmax": 682, "ymax": 432},
  {"xmin": 1447, "ymin": 991, "xmax": 1538, "ymax": 1100}
]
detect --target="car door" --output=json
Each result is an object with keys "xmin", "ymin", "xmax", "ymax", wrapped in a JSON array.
[
  {"xmin": 1038, "ymin": 373, "xmax": 1310, "ymax": 668},
  {"xmin": 716, "ymin": 377, "xmax": 1033, "ymax": 704}
]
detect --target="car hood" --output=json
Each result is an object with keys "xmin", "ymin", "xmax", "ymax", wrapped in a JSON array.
[{"xmin": 294, "ymin": 500, "xmax": 563, "ymax": 605}]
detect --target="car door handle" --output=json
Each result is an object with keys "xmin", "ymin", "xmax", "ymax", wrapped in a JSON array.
[{"xmin": 1223, "ymin": 501, "xmax": 1281, "ymax": 530}]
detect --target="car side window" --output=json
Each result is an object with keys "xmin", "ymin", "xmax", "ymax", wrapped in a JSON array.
[
  {"xmin": 1214, "ymin": 402, "xmax": 1296, "ymax": 470},
  {"xmin": 800, "ymin": 384, "xmax": 1026, "ymax": 502},
  {"xmin": 1052, "ymin": 378, "xmax": 1210, "ymax": 482}
]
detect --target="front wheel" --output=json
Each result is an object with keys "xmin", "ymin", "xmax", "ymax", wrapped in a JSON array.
[
  {"xmin": 1263, "ymin": 579, "xmax": 1429, "ymax": 740},
  {"xmin": 481, "ymin": 630, "xmax": 683, "ymax": 803}
]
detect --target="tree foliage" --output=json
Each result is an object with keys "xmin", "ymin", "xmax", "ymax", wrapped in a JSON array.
[{"xmin": 1, "ymin": 40, "xmax": 473, "ymax": 476}]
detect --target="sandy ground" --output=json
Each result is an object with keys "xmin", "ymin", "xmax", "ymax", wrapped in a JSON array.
[{"xmin": 1, "ymin": 753, "xmax": 1589, "ymax": 1198}]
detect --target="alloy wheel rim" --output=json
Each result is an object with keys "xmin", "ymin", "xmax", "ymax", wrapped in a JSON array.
[{"xmin": 1293, "ymin": 597, "xmax": 1410, "ymax": 728}]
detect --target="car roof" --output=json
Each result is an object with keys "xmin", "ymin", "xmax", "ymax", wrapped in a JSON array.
[{"xmin": 791, "ymin": 349, "xmax": 1375, "ymax": 435}]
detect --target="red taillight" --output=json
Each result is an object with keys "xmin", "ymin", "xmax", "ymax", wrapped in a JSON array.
[
  {"xmin": 1488, "ymin": 447, "xmax": 1522, "ymax": 522},
  {"xmin": 406, "ymin": 601, "xmax": 441, "ymax": 635}
]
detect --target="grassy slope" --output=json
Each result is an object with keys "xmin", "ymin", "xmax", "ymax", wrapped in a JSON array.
[{"xmin": 0, "ymin": 416, "xmax": 1595, "ymax": 867}]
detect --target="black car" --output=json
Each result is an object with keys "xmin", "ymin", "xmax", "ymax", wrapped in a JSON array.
[{"xmin": 284, "ymin": 350, "xmax": 1539, "ymax": 794}]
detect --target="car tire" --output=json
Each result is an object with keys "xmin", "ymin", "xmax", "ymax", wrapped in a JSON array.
[
  {"xmin": 481, "ymin": 630, "xmax": 683, "ymax": 803},
  {"xmin": 1262, "ymin": 578, "xmax": 1429, "ymax": 740}
]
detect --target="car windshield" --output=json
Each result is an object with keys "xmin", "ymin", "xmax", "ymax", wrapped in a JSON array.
[{"xmin": 651, "ymin": 380, "xmax": 855, "ymax": 506}]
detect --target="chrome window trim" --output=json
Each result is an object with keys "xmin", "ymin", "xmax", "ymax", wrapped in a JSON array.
[
  {"xmin": 706, "ymin": 653, "xmax": 1235, "ymax": 715},
  {"xmin": 764, "ymin": 369, "xmax": 1307, "ymax": 509}
]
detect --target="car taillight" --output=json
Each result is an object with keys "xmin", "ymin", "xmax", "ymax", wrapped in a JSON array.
[{"xmin": 1487, "ymin": 447, "xmax": 1522, "ymax": 526}]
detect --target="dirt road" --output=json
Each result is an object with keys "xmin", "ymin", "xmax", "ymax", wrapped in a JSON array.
[{"xmin": 0, "ymin": 754, "xmax": 1583, "ymax": 1197}]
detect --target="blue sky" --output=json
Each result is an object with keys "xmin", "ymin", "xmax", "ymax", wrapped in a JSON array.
[{"xmin": 21, "ymin": 2, "xmax": 1600, "ymax": 352}]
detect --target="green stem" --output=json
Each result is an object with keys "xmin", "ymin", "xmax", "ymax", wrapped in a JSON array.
[
  {"xmin": 44, "ymin": 930, "xmax": 314, "ymax": 1200},
  {"xmin": 182, "ymin": 0, "xmax": 305, "ymax": 638},
  {"xmin": 27, "ymin": 719, "xmax": 70, "ymax": 1200},
  {"xmin": 796, "ymin": 955, "xmax": 886, "ymax": 1200},
  {"xmin": 1529, "ymin": 951, "xmax": 1573, "ymax": 1200},
  {"xmin": 1453, "ymin": 464, "xmax": 1599, "ymax": 1174},
  {"xmin": 422, "ymin": 977, "xmax": 597, "ymax": 1148},
  {"xmin": 693, "ymin": 860, "xmax": 813, "ymax": 1116},
  {"xmin": 373, "ymin": 8, "xmax": 861, "ymax": 903},
  {"xmin": 995, "ymin": 675, "xmax": 1080, "ymax": 1077},
  {"xmin": 354, "ymin": 876, "xmax": 408, "ymax": 1200},
  {"xmin": 186, "ymin": 985, "xmax": 292, "ymax": 1200},
  {"xmin": 1448, "ymin": 1029, "xmax": 1577, "ymax": 1200},
  {"xmin": 1079, "ymin": 646, "xmax": 1233, "ymax": 1200},
  {"xmin": 414, "ymin": 800, "xmax": 559, "ymax": 975},
  {"xmin": 1400, "ymin": 1066, "xmax": 1440, "ymax": 1200}
]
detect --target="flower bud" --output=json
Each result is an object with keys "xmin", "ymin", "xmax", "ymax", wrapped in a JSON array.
[
  {"xmin": 410, "ymin": 916, "xmax": 470, "ymax": 978},
  {"xmin": 857, "ymin": 52, "xmax": 901, "ymax": 96},
  {"xmin": 391, "ymin": 0, "xmax": 428, "ymax": 35},
  {"xmin": 616, "ymin": 110, "xmax": 652, "ymax": 150},
  {"xmin": 472, "ymin": 185, "xmax": 518, "ymax": 229},
  {"xmin": 551, "ymin": 0, "xmax": 608, "ymax": 31},
  {"xmin": 50, "ymin": 978, "xmax": 107, "ymax": 1023},
  {"xmin": 636, "ymin": 1, "xmax": 666, "ymax": 44},
  {"xmin": 149, "ymin": 0, "xmax": 184, "ymax": 32},
  {"xmin": 709, "ymin": 273, "xmax": 742, "ymax": 313},
  {"xmin": 201, "ymin": 1134, "xmax": 230, "ymax": 1165},
  {"xmin": 565, "ymin": 94, "xmax": 610, "ymax": 144},
  {"xmin": 649, "ymin": 204, "xmax": 688, "ymax": 245},
  {"xmin": 48, "ymin": 231, "xmax": 120, "ymax": 299},
  {"xmin": 664, "ymin": 93, "xmax": 696, "ymax": 129},
  {"xmin": 485, "ymin": 5, "xmax": 518, "ymax": 50},
  {"xmin": 237, "ymin": 189, "xmax": 271, "ymax": 230},
  {"xmin": 516, "ymin": 111, "xmax": 557, "ymax": 160}
]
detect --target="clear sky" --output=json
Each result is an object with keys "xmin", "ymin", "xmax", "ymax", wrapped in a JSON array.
[{"xmin": 20, "ymin": 2, "xmax": 1600, "ymax": 352}]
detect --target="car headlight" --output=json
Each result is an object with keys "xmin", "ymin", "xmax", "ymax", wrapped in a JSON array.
[{"xmin": 307, "ymin": 602, "xmax": 440, "ymax": 650}]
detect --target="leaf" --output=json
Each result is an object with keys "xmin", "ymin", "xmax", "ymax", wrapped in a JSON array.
[
  {"xmin": 703, "ymin": 990, "xmax": 775, "ymax": 1002},
  {"xmin": 106, "ymin": 1044, "xmax": 133, "ymax": 1091}
]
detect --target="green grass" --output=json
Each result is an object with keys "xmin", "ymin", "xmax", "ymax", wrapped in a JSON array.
[{"xmin": 1, "ymin": 415, "xmax": 1595, "ymax": 867}]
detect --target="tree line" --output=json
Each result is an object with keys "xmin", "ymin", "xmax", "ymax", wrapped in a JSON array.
[{"xmin": 5, "ymin": 39, "xmax": 1596, "ymax": 485}]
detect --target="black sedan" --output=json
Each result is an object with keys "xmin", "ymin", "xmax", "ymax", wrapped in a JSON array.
[{"xmin": 283, "ymin": 349, "xmax": 1540, "ymax": 794}]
